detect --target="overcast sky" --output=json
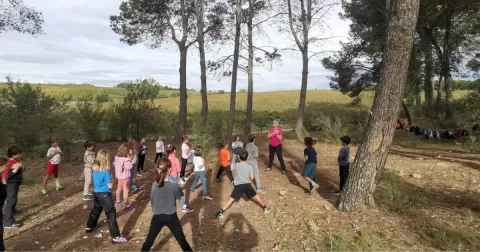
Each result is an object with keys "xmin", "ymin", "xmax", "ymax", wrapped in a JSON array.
[{"xmin": 0, "ymin": 0, "xmax": 350, "ymax": 91}]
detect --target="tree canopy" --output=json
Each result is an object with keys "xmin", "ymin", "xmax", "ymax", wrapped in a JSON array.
[{"xmin": 0, "ymin": 0, "xmax": 43, "ymax": 35}]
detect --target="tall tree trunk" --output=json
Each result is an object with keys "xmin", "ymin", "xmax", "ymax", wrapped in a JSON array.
[
  {"xmin": 415, "ymin": 79, "xmax": 422, "ymax": 108},
  {"xmin": 444, "ymin": 70, "xmax": 454, "ymax": 120},
  {"xmin": 195, "ymin": 0, "xmax": 208, "ymax": 126},
  {"xmin": 227, "ymin": 0, "xmax": 242, "ymax": 145},
  {"xmin": 338, "ymin": 0, "xmax": 420, "ymax": 211},
  {"xmin": 434, "ymin": 75, "xmax": 443, "ymax": 119},
  {"xmin": 243, "ymin": 0, "xmax": 254, "ymax": 142},
  {"xmin": 402, "ymin": 100, "xmax": 413, "ymax": 123},
  {"xmin": 175, "ymin": 47, "xmax": 188, "ymax": 144},
  {"xmin": 422, "ymin": 37, "xmax": 434, "ymax": 117},
  {"xmin": 295, "ymin": 50, "xmax": 309, "ymax": 140}
]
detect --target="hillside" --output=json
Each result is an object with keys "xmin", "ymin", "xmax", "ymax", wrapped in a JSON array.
[{"xmin": 0, "ymin": 83, "xmax": 471, "ymax": 112}]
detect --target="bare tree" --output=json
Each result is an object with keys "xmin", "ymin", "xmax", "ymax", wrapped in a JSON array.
[
  {"xmin": 284, "ymin": 0, "xmax": 338, "ymax": 140},
  {"xmin": 338, "ymin": 0, "xmax": 420, "ymax": 211}
]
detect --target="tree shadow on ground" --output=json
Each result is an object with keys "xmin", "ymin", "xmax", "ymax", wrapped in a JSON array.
[
  {"xmin": 390, "ymin": 149, "xmax": 480, "ymax": 171},
  {"xmin": 375, "ymin": 172, "xmax": 480, "ymax": 250}
]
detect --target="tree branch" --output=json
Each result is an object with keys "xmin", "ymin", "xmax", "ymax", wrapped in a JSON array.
[{"xmin": 287, "ymin": 0, "xmax": 305, "ymax": 52}]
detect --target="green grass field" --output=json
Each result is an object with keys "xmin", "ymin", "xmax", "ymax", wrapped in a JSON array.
[{"xmin": 0, "ymin": 83, "xmax": 472, "ymax": 112}]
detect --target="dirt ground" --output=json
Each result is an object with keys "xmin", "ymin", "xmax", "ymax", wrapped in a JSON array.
[{"xmin": 4, "ymin": 135, "xmax": 480, "ymax": 251}]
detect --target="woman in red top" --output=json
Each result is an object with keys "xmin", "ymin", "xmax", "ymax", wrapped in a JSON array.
[{"xmin": 266, "ymin": 120, "xmax": 287, "ymax": 174}]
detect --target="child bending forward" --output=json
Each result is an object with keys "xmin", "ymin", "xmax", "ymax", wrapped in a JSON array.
[{"xmin": 216, "ymin": 150, "xmax": 270, "ymax": 218}]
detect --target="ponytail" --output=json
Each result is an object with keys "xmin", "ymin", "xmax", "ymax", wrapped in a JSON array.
[
  {"xmin": 165, "ymin": 143, "xmax": 176, "ymax": 156},
  {"xmin": 156, "ymin": 158, "xmax": 172, "ymax": 187}
]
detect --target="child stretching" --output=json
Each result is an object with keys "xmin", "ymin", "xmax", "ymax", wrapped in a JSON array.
[
  {"xmin": 180, "ymin": 136, "xmax": 190, "ymax": 178},
  {"xmin": 41, "ymin": 138, "xmax": 64, "ymax": 196},
  {"xmin": 114, "ymin": 144, "xmax": 134, "ymax": 211},
  {"xmin": 83, "ymin": 141, "xmax": 96, "ymax": 201},
  {"xmin": 166, "ymin": 144, "xmax": 194, "ymax": 213},
  {"xmin": 216, "ymin": 140, "xmax": 234, "ymax": 184},
  {"xmin": 190, "ymin": 146, "xmax": 214, "ymax": 200},
  {"xmin": 86, "ymin": 150, "xmax": 128, "ymax": 244},
  {"xmin": 141, "ymin": 158, "xmax": 192, "ymax": 251},
  {"xmin": 0, "ymin": 157, "xmax": 9, "ymax": 249},
  {"xmin": 302, "ymin": 137, "xmax": 319, "ymax": 193},
  {"xmin": 245, "ymin": 135, "xmax": 264, "ymax": 192},
  {"xmin": 336, "ymin": 136, "xmax": 351, "ymax": 194},
  {"xmin": 215, "ymin": 150, "xmax": 270, "ymax": 218},
  {"xmin": 3, "ymin": 146, "xmax": 24, "ymax": 229},
  {"xmin": 127, "ymin": 138, "xmax": 139, "ymax": 192}
]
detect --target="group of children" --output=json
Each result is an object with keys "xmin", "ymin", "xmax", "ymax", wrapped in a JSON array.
[{"xmin": 0, "ymin": 131, "xmax": 352, "ymax": 250}]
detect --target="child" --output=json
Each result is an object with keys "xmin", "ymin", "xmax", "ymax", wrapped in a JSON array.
[
  {"xmin": 114, "ymin": 144, "xmax": 134, "ymax": 211},
  {"xmin": 85, "ymin": 150, "xmax": 128, "ymax": 244},
  {"xmin": 166, "ymin": 144, "xmax": 193, "ymax": 213},
  {"xmin": 141, "ymin": 158, "xmax": 192, "ymax": 251},
  {"xmin": 155, "ymin": 136, "xmax": 164, "ymax": 165},
  {"xmin": 231, "ymin": 135, "xmax": 243, "ymax": 165},
  {"xmin": 245, "ymin": 134, "xmax": 264, "ymax": 192},
  {"xmin": 187, "ymin": 143, "xmax": 195, "ymax": 167},
  {"xmin": 3, "ymin": 146, "xmax": 24, "ymax": 229},
  {"xmin": 0, "ymin": 157, "xmax": 9, "ymax": 250},
  {"xmin": 215, "ymin": 150, "xmax": 270, "ymax": 218},
  {"xmin": 216, "ymin": 140, "xmax": 234, "ymax": 184},
  {"xmin": 136, "ymin": 138, "xmax": 147, "ymax": 176},
  {"xmin": 302, "ymin": 137, "xmax": 319, "ymax": 193},
  {"xmin": 336, "ymin": 136, "xmax": 351, "ymax": 194},
  {"xmin": 190, "ymin": 146, "xmax": 213, "ymax": 200},
  {"xmin": 83, "ymin": 141, "xmax": 96, "ymax": 201},
  {"xmin": 127, "ymin": 138, "xmax": 139, "ymax": 192},
  {"xmin": 180, "ymin": 136, "xmax": 189, "ymax": 178},
  {"xmin": 41, "ymin": 138, "xmax": 64, "ymax": 196}
]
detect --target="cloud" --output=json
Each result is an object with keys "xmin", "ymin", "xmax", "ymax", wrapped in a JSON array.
[{"xmin": 0, "ymin": 0, "xmax": 350, "ymax": 91}]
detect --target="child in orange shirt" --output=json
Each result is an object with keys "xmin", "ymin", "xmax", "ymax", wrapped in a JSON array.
[{"xmin": 216, "ymin": 140, "xmax": 234, "ymax": 184}]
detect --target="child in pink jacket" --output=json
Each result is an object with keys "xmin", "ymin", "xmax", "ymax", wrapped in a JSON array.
[
  {"xmin": 165, "ymin": 144, "xmax": 193, "ymax": 213},
  {"xmin": 114, "ymin": 144, "xmax": 134, "ymax": 211}
]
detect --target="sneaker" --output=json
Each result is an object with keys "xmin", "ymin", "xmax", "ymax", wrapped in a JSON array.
[
  {"xmin": 281, "ymin": 170, "xmax": 287, "ymax": 175},
  {"xmin": 257, "ymin": 187, "xmax": 265, "ymax": 193},
  {"xmin": 41, "ymin": 189, "xmax": 47, "ymax": 196},
  {"xmin": 137, "ymin": 173, "xmax": 143, "ymax": 177},
  {"xmin": 311, "ymin": 184, "xmax": 319, "ymax": 191},
  {"xmin": 88, "ymin": 191, "xmax": 94, "ymax": 196},
  {"xmin": 216, "ymin": 178, "xmax": 222, "ymax": 183},
  {"xmin": 4, "ymin": 223, "xmax": 20, "ymax": 229},
  {"xmin": 83, "ymin": 195, "xmax": 93, "ymax": 201},
  {"xmin": 131, "ymin": 185, "xmax": 138, "ymax": 192},
  {"xmin": 85, "ymin": 226, "xmax": 98, "ymax": 233},
  {"xmin": 182, "ymin": 205, "xmax": 194, "ymax": 213},
  {"xmin": 215, "ymin": 209, "xmax": 224, "ymax": 219},
  {"xmin": 115, "ymin": 200, "xmax": 124, "ymax": 205},
  {"xmin": 333, "ymin": 190, "xmax": 342, "ymax": 195},
  {"xmin": 56, "ymin": 185, "xmax": 64, "ymax": 191},
  {"xmin": 203, "ymin": 196, "xmax": 214, "ymax": 201},
  {"xmin": 112, "ymin": 236, "xmax": 128, "ymax": 244},
  {"xmin": 123, "ymin": 205, "xmax": 135, "ymax": 211},
  {"xmin": 263, "ymin": 206, "xmax": 270, "ymax": 214},
  {"xmin": 265, "ymin": 167, "xmax": 272, "ymax": 172}
]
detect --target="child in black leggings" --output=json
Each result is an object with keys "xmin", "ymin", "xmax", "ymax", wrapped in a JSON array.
[{"xmin": 141, "ymin": 158, "xmax": 192, "ymax": 251}]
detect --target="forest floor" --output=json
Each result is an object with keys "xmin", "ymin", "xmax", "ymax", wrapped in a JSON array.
[{"xmin": 4, "ymin": 134, "xmax": 480, "ymax": 251}]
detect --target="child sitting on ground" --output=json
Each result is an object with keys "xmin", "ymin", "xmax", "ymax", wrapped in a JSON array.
[
  {"xmin": 190, "ymin": 146, "xmax": 214, "ymax": 200},
  {"xmin": 336, "ymin": 136, "xmax": 351, "ymax": 194},
  {"xmin": 216, "ymin": 150, "xmax": 270, "ymax": 218},
  {"xmin": 42, "ymin": 138, "xmax": 64, "ymax": 196},
  {"xmin": 302, "ymin": 137, "xmax": 319, "ymax": 193}
]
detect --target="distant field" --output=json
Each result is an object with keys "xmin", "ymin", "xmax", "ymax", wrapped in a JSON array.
[{"xmin": 0, "ymin": 83, "xmax": 472, "ymax": 112}]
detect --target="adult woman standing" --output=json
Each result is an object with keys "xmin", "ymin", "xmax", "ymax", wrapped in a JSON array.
[{"xmin": 266, "ymin": 120, "xmax": 287, "ymax": 174}]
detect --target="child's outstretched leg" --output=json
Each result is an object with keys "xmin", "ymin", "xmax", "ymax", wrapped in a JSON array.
[
  {"xmin": 251, "ymin": 195, "xmax": 270, "ymax": 214},
  {"xmin": 189, "ymin": 172, "xmax": 200, "ymax": 192},
  {"xmin": 215, "ymin": 198, "xmax": 235, "ymax": 218},
  {"xmin": 123, "ymin": 179, "xmax": 134, "ymax": 210},
  {"xmin": 199, "ymin": 171, "xmax": 213, "ymax": 200}
]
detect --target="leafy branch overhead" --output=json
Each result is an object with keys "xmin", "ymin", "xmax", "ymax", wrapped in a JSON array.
[{"xmin": 0, "ymin": 0, "xmax": 43, "ymax": 34}]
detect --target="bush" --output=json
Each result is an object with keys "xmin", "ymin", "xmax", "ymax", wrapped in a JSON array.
[{"xmin": 169, "ymin": 92, "xmax": 180, "ymax": 98}]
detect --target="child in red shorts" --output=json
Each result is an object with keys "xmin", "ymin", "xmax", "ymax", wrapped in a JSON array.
[{"xmin": 41, "ymin": 138, "xmax": 64, "ymax": 196}]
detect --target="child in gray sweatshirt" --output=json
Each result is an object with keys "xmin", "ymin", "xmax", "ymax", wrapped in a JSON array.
[{"xmin": 245, "ymin": 134, "xmax": 264, "ymax": 192}]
